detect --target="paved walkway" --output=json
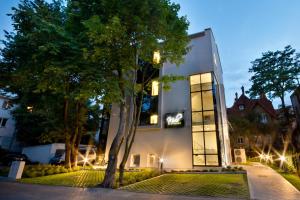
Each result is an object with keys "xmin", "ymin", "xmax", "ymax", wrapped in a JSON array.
[
  {"xmin": 0, "ymin": 181, "xmax": 237, "ymax": 200},
  {"xmin": 244, "ymin": 162, "xmax": 300, "ymax": 200}
]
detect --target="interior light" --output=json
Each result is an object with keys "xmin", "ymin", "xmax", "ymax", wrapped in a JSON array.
[
  {"xmin": 150, "ymin": 114, "xmax": 158, "ymax": 124},
  {"xmin": 151, "ymin": 81, "xmax": 159, "ymax": 96},
  {"xmin": 153, "ymin": 51, "xmax": 161, "ymax": 64}
]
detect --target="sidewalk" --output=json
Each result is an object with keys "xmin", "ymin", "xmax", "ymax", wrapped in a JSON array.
[{"xmin": 244, "ymin": 162, "xmax": 300, "ymax": 200}]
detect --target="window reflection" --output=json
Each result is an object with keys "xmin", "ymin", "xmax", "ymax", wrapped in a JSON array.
[{"xmin": 202, "ymin": 90, "xmax": 214, "ymax": 110}]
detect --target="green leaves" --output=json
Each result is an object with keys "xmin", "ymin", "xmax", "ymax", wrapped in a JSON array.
[{"xmin": 248, "ymin": 45, "xmax": 300, "ymax": 107}]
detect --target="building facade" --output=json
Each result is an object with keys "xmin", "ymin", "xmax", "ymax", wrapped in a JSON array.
[
  {"xmin": 0, "ymin": 95, "xmax": 17, "ymax": 151},
  {"xmin": 105, "ymin": 29, "xmax": 231, "ymax": 170}
]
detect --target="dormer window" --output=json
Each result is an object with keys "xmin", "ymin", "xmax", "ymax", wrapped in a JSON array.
[{"xmin": 238, "ymin": 104, "xmax": 245, "ymax": 111}]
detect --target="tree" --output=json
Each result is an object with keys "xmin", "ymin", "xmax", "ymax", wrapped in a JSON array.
[
  {"xmin": 248, "ymin": 45, "xmax": 300, "ymax": 114},
  {"xmin": 81, "ymin": 0, "xmax": 189, "ymax": 188},
  {"xmin": 0, "ymin": 0, "xmax": 104, "ymax": 168}
]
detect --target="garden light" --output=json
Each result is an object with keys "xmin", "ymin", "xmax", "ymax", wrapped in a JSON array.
[
  {"xmin": 279, "ymin": 155, "xmax": 286, "ymax": 162},
  {"xmin": 159, "ymin": 158, "xmax": 164, "ymax": 163}
]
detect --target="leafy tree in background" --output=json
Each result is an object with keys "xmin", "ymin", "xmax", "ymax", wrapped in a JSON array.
[
  {"xmin": 0, "ymin": 0, "xmax": 104, "ymax": 168},
  {"xmin": 248, "ymin": 45, "xmax": 300, "ymax": 113}
]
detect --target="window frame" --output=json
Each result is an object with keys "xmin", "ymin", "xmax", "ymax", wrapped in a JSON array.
[{"xmin": 189, "ymin": 72, "xmax": 221, "ymax": 167}]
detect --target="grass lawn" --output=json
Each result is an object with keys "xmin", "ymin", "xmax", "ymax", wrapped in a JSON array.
[
  {"xmin": 20, "ymin": 169, "xmax": 159, "ymax": 188},
  {"xmin": 280, "ymin": 173, "xmax": 300, "ymax": 191},
  {"xmin": 120, "ymin": 173, "xmax": 250, "ymax": 199},
  {"xmin": 20, "ymin": 170, "xmax": 104, "ymax": 187}
]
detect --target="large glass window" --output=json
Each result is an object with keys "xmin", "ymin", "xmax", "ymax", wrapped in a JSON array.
[{"xmin": 190, "ymin": 72, "xmax": 219, "ymax": 166}]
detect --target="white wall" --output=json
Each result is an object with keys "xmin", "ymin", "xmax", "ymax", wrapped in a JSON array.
[{"xmin": 22, "ymin": 143, "xmax": 65, "ymax": 164}]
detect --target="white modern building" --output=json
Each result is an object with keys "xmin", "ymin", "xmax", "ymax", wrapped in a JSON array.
[
  {"xmin": 0, "ymin": 95, "xmax": 18, "ymax": 151},
  {"xmin": 105, "ymin": 28, "xmax": 231, "ymax": 170}
]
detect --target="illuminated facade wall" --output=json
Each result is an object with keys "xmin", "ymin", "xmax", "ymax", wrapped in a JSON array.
[{"xmin": 105, "ymin": 28, "xmax": 231, "ymax": 170}]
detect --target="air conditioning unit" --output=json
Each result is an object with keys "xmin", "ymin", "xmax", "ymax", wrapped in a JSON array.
[{"xmin": 234, "ymin": 148, "xmax": 246, "ymax": 163}]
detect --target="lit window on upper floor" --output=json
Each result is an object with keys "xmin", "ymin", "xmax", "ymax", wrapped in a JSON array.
[
  {"xmin": 153, "ymin": 51, "xmax": 160, "ymax": 64},
  {"xmin": 151, "ymin": 80, "xmax": 159, "ymax": 96},
  {"xmin": 150, "ymin": 114, "xmax": 158, "ymax": 125},
  {"xmin": 239, "ymin": 104, "xmax": 245, "ymax": 111}
]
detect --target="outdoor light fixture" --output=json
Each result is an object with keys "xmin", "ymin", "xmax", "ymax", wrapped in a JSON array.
[
  {"xmin": 279, "ymin": 155, "xmax": 286, "ymax": 162},
  {"xmin": 259, "ymin": 154, "xmax": 264, "ymax": 159},
  {"xmin": 159, "ymin": 158, "xmax": 164, "ymax": 163}
]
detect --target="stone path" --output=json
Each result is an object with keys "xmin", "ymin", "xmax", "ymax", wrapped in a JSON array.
[
  {"xmin": 244, "ymin": 162, "xmax": 300, "ymax": 200},
  {"xmin": 0, "ymin": 181, "xmax": 238, "ymax": 200}
]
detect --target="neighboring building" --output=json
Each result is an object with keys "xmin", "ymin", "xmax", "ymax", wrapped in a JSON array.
[
  {"xmin": 105, "ymin": 28, "xmax": 231, "ymax": 170},
  {"xmin": 227, "ymin": 87, "xmax": 277, "ymax": 151},
  {"xmin": 0, "ymin": 95, "xmax": 18, "ymax": 151}
]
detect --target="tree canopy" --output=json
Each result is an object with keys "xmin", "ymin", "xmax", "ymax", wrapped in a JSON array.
[{"xmin": 248, "ymin": 45, "xmax": 300, "ymax": 108}]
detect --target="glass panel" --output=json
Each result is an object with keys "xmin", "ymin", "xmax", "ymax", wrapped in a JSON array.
[
  {"xmin": 192, "ymin": 132, "xmax": 204, "ymax": 154},
  {"xmin": 202, "ymin": 90, "xmax": 214, "ymax": 110},
  {"xmin": 191, "ymin": 92, "xmax": 202, "ymax": 111},
  {"xmin": 190, "ymin": 75, "xmax": 201, "ymax": 92},
  {"xmin": 201, "ymin": 73, "xmax": 212, "ymax": 83},
  {"xmin": 204, "ymin": 124, "xmax": 216, "ymax": 131},
  {"xmin": 203, "ymin": 111, "xmax": 215, "ymax": 125},
  {"xmin": 192, "ymin": 112, "xmax": 203, "ymax": 125},
  {"xmin": 205, "ymin": 132, "xmax": 218, "ymax": 154},
  {"xmin": 153, "ymin": 51, "xmax": 161, "ymax": 64},
  {"xmin": 192, "ymin": 125, "xmax": 203, "ymax": 132},
  {"xmin": 151, "ymin": 81, "xmax": 159, "ymax": 96},
  {"xmin": 205, "ymin": 155, "xmax": 218, "ymax": 166},
  {"xmin": 193, "ymin": 155, "xmax": 205, "ymax": 165},
  {"xmin": 190, "ymin": 75, "xmax": 200, "ymax": 85},
  {"xmin": 201, "ymin": 73, "xmax": 212, "ymax": 91},
  {"xmin": 191, "ymin": 84, "xmax": 201, "ymax": 92}
]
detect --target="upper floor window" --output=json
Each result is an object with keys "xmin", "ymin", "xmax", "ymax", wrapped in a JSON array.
[
  {"xmin": 260, "ymin": 113, "xmax": 268, "ymax": 124},
  {"xmin": 0, "ymin": 118, "xmax": 8, "ymax": 128},
  {"xmin": 151, "ymin": 80, "xmax": 159, "ymax": 96},
  {"xmin": 239, "ymin": 104, "xmax": 245, "ymax": 111}
]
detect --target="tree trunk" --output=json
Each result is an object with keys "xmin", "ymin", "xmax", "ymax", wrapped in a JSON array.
[
  {"xmin": 71, "ymin": 101, "xmax": 80, "ymax": 167},
  {"xmin": 101, "ymin": 101, "xmax": 127, "ymax": 188},
  {"xmin": 64, "ymin": 98, "xmax": 71, "ymax": 169},
  {"xmin": 119, "ymin": 83, "xmax": 144, "ymax": 186}
]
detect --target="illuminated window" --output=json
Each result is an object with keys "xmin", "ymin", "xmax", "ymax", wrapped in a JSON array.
[
  {"xmin": 150, "ymin": 114, "xmax": 158, "ymax": 124},
  {"xmin": 190, "ymin": 75, "xmax": 201, "ymax": 92},
  {"xmin": 193, "ymin": 155, "xmax": 205, "ymax": 165},
  {"xmin": 190, "ymin": 72, "xmax": 219, "ymax": 166},
  {"xmin": 192, "ymin": 132, "xmax": 204, "ymax": 154},
  {"xmin": 151, "ymin": 81, "xmax": 159, "ymax": 96},
  {"xmin": 205, "ymin": 132, "xmax": 218, "ymax": 154},
  {"xmin": 153, "ymin": 51, "xmax": 161, "ymax": 64}
]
